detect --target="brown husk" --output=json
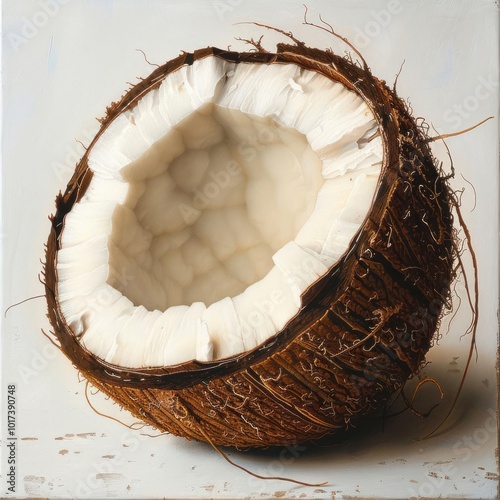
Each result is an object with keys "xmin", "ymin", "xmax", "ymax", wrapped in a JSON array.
[{"xmin": 45, "ymin": 43, "xmax": 456, "ymax": 448}]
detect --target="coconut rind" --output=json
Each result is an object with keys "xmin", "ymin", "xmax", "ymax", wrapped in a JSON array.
[{"xmin": 45, "ymin": 44, "xmax": 454, "ymax": 447}]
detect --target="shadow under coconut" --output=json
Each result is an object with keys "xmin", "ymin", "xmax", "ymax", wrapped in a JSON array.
[{"xmin": 203, "ymin": 358, "xmax": 493, "ymax": 475}]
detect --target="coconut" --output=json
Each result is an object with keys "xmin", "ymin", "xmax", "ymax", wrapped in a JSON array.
[{"xmin": 44, "ymin": 39, "xmax": 456, "ymax": 448}]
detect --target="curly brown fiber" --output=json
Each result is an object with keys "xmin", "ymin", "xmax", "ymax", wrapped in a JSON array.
[{"xmin": 45, "ymin": 42, "xmax": 456, "ymax": 448}]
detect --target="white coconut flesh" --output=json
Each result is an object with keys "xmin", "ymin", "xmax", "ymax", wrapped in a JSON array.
[{"xmin": 56, "ymin": 56, "xmax": 383, "ymax": 368}]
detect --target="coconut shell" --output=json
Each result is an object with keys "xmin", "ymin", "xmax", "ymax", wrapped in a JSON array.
[{"xmin": 45, "ymin": 44, "xmax": 455, "ymax": 448}]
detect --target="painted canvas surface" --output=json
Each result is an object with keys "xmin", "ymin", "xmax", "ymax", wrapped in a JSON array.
[{"xmin": 1, "ymin": 0, "xmax": 498, "ymax": 498}]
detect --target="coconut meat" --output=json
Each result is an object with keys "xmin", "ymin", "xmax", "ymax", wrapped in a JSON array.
[{"xmin": 56, "ymin": 55, "xmax": 383, "ymax": 368}]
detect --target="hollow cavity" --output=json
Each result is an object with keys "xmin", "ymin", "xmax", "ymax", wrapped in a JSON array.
[{"xmin": 107, "ymin": 104, "xmax": 324, "ymax": 310}]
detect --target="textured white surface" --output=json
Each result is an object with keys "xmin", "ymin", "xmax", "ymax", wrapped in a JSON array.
[
  {"xmin": 1, "ymin": 0, "xmax": 498, "ymax": 499},
  {"xmin": 57, "ymin": 57, "xmax": 381, "ymax": 366}
]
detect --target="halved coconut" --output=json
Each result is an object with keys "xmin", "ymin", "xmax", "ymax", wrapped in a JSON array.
[{"xmin": 45, "ymin": 44, "xmax": 455, "ymax": 448}]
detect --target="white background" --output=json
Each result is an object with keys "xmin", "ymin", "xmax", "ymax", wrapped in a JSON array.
[{"xmin": 1, "ymin": 0, "xmax": 499, "ymax": 498}]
